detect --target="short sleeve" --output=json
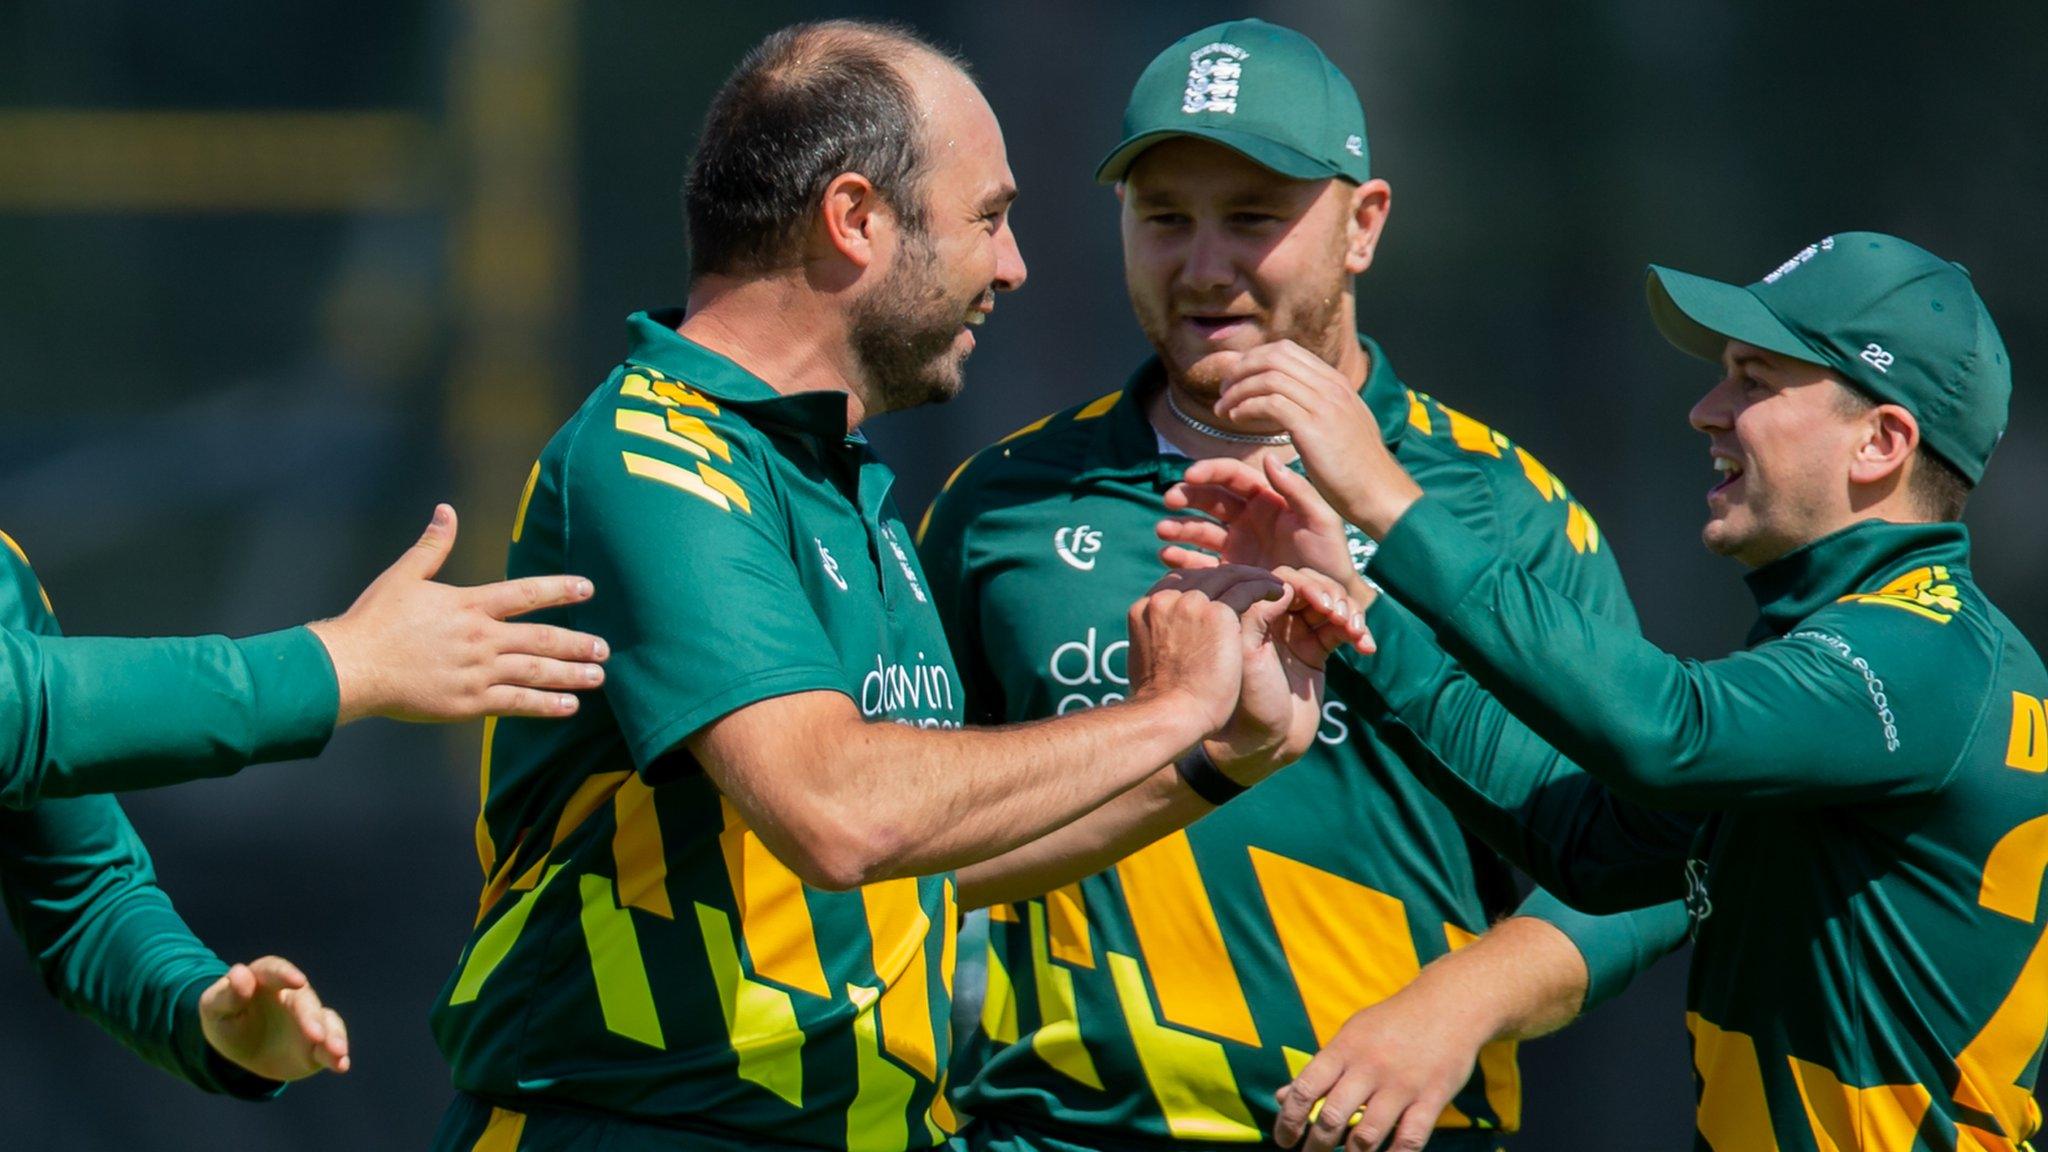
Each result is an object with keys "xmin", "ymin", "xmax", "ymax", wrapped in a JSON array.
[{"xmin": 560, "ymin": 404, "xmax": 847, "ymax": 769}]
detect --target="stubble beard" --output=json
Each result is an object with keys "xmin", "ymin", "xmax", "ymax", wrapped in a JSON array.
[
  {"xmin": 851, "ymin": 228, "xmax": 974, "ymax": 415},
  {"xmin": 1144, "ymin": 276, "xmax": 1354, "ymax": 405}
]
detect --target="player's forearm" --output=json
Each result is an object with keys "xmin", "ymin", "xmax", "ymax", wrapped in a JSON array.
[
  {"xmin": 1356, "ymin": 600, "xmax": 1695, "ymax": 911},
  {"xmin": 1417, "ymin": 915, "xmax": 1589, "ymax": 1044},
  {"xmin": 702, "ymin": 682, "xmax": 1219, "ymax": 891},
  {"xmin": 0, "ymin": 628, "xmax": 336, "ymax": 807},
  {"xmin": 1370, "ymin": 498, "xmax": 1940, "ymax": 808},
  {"xmin": 955, "ymin": 760, "xmax": 1214, "ymax": 909},
  {"xmin": 0, "ymin": 797, "xmax": 273, "ymax": 1096},
  {"xmin": 833, "ymin": 693, "xmax": 1209, "ymax": 887}
]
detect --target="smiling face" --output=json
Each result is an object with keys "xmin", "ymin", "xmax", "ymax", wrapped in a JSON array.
[
  {"xmin": 1118, "ymin": 137, "xmax": 1385, "ymax": 399},
  {"xmin": 1687, "ymin": 341, "xmax": 1888, "ymax": 566},
  {"xmin": 850, "ymin": 56, "xmax": 1026, "ymax": 414}
]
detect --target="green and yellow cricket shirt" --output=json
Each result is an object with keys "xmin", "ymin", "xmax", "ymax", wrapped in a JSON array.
[
  {"xmin": 0, "ymin": 531, "xmax": 291, "ymax": 1098},
  {"xmin": 917, "ymin": 341, "xmax": 1686, "ymax": 1151},
  {"xmin": 0, "ymin": 530, "xmax": 334, "ymax": 806},
  {"xmin": 431, "ymin": 311, "xmax": 965, "ymax": 1152},
  {"xmin": 1369, "ymin": 497, "xmax": 2048, "ymax": 1150}
]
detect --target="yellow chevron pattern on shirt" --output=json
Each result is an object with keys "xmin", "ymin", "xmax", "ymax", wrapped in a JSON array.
[
  {"xmin": 1415, "ymin": 395, "xmax": 1602, "ymax": 554},
  {"xmin": 862, "ymin": 878, "xmax": 939, "ymax": 1080},
  {"xmin": 718, "ymin": 799, "xmax": 831, "ymax": 999},
  {"xmin": 698, "ymin": 903, "xmax": 805, "ymax": 1107},
  {"xmin": 1787, "ymin": 1057, "xmax": 1932, "ymax": 1152},
  {"xmin": 1105, "ymin": 950, "xmax": 1260, "ymax": 1142},
  {"xmin": 578, "ymin": 873, "xmax": 665, "ymax": 1048},
  {"xmin": 622, "ymin": 451, "xmax": 752, "ymax": 515},
  {"xmin": 1114, "ymin": 831, "xmax": 1259, "ymax": 1044},
  {"xmin": 1687, "ymin": 1013, "xmax": 1781, "ymax": 1152},
  {"xmin": 620, "ymin": 368, "xmax": 720, "ymax": 415},
  {"xmin": 1957, "ymin": 811, "xmax": 2048, "ymax": 1146}
]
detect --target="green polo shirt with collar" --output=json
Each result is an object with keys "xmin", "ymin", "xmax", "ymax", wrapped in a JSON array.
[
  {"xmin": 431, "ymin": 310, "xmax": 964, "ymax": 1152},
  {"xmin": 918, "ymin": 340, "xmax": 1687, "ymax": 1152},
  {"xmin": 0, "ymin": 531, "xmax": 288, "ymax": 1099},
  {"xmin": 1368, "ymin": 498, "xmax": 2048, "ymax": 1150}
]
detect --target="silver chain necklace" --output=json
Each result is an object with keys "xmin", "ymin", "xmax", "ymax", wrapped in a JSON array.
[{"xmin": 1163, "ymin": 386, "xmax": 1293, "ymax": 446}]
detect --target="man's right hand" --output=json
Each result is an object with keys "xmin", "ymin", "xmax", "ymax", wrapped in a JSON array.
[
  {"xmin": 308, "ymin": 504, "xmax": 611, "ymax": 726},
  {"xmin": 1125, "ymin": 565, "xmax": 1281, "ymax": 735}
]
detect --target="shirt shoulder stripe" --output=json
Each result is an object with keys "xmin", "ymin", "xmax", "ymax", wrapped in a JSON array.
[
  {"xmin": 621, "ymin": 451, "xmax": 751, "ymax": 515},
  {"xmin": 1074, "ymin": 390, "xmax": 1122, "ymax": 421},
  {"xmin": 1407, "ymin": 390, "xmax": 1603, "ymax": 555}
]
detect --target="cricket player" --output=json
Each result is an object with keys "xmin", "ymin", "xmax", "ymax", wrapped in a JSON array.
[
  {"xmin": 0, "ymin": 503, "xmax": 604, "ymax": 1097},
  {"xmin": 429, "ymin": 21, "xmax": 1352, "ymax": 1152},
  {"xmin": 920, "ymin": 20, "xmax": 1683, "ymax": 1152},
  {"xmin": 1173, "ymin": 233, "xmax": 2043, "ymax": 1149}
]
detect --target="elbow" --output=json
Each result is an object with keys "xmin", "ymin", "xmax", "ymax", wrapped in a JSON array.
[{"xmin": 774, "ymin": 806, "xmax": 915, "ymax": 893}]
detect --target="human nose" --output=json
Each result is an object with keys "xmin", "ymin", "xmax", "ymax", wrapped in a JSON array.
[
  {"xmin": 1689, "ymin": 374, "xmax": 1735, "ymax": 434},
  {"xmin": 1177, "ymin": 223, "xmax": 1235, "ymax": 293},
  {"xmin": 993, "ymin": 218, "xmax": 1027, "ymax": 292}
]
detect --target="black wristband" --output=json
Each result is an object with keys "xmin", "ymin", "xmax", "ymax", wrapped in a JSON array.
[{"xmin": 1174, "ymin": 743, "xmax": 1248, "ymax": 806}]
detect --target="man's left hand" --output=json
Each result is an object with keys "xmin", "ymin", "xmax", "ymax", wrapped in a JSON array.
[{"xmin": 200, "ymin": 956, "xmax": 350, "ymax": 1082}]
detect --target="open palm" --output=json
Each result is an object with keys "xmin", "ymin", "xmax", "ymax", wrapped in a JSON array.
[
  {"xmin": 1160, "ymin": 456, "xmax": 1357, "ymax": 585},
  {"xmin": 200, "ymin": 956, "xmax": 350, "ymax": 1082}
]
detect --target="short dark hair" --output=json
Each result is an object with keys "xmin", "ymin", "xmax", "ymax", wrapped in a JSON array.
[
  {"xmin": 1830, "ymin": 383, "xmax": 1973, "ymax": 521},
  {"xmin": 685, "ymin": 21, "xmax": 966, "ymax": 278}
]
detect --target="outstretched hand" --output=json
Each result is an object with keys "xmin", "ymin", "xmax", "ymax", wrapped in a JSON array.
[
  {"xmin": 1159, "ymin": 456, "xmax": 1376, "ymax": 654},
  {"xmin": 309, "ymin": 505, "xmax": 611, "ymax": 726},
  {"xmin": 199, "ymin": 956, "xmax": 350, "ymax": 1082}
]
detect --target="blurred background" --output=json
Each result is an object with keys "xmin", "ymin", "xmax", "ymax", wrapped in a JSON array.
[{"xmin": 2, "ymin": 1, "xmax": 2044, "ymax": 1147}]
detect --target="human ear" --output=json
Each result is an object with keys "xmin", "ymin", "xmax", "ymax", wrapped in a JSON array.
[
  {"xmin": 815, "ymin": 172, "xmax": 883, "ymax": 269},
  {"xmin": 1344, "ymin": 178, "xmax": 1392, "ymax": 274},
  {"xmin": 1847, "ymin": 404, "xmax": 1920, "ymax": 486}
]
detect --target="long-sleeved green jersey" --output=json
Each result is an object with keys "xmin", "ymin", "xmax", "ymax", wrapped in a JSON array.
[
  {"xmin": 1363, "ymin": 497, "xmax": 2048, "ymax": 1150},
  {"xmin": 0, "ymin": 530, "xmax": 335, "ymax": 806},
  {"xmin": 0, "ymin": 529, "xmax": 294, "ymax": 1097},
  {"xmin": 917, "ymin": 343, "xmax": 1687, "ymax": 1151}
]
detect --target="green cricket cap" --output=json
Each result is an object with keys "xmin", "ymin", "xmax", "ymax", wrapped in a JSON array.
[
  {"xmin": 1646, "ymin": 232, "xmax": 2011, "ymax": 484},
  {"xmin": 1095, "ymin": 18, "xmax": 1369, "ymax": 185}
]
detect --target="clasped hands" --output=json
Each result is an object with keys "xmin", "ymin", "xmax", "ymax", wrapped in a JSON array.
[{"xmin": 1118, "ymin": 342, "xmax": 1423, "ymax": 789}]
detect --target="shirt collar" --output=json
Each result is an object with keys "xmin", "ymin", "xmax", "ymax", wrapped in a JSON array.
[
  {"xmin": 622, "ymin": 309, "xmax": 851, "ymax": 436},
  {"xmin": 1075, "ymin": 334, "xmax": 1412, "ymax": 486},
  {"xmin": 1742, "ymin": 519, "xmax": 1973, "ymax": 643}
]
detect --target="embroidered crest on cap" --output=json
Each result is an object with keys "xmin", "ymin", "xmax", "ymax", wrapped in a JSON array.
[{"xmin": 1182, "ymin": 43, "xmax": 1248, "ymax": 114}]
